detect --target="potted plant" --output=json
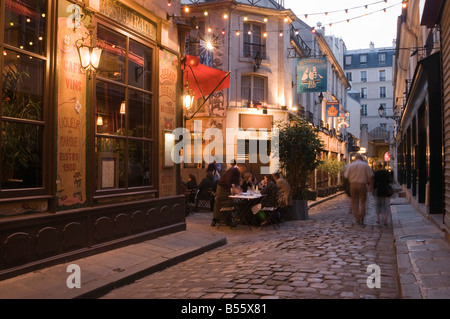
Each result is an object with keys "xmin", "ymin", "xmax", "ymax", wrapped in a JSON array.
[
  {"xmin": 317, "ymin": 158, "xmax": 345, "ymax": 194},
  {"xmin": 275, "ymin": 115, "xmax": 324, "ymax": 219}
]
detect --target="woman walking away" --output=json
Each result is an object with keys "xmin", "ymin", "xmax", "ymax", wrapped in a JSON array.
[{"xmin": 373, "ymin": 162, "xmax": 393, "ymax": 226}]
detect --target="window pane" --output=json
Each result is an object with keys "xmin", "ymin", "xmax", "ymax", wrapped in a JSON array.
[
  {"xmin": 128, "ymin": 140, "xmax": 151, "ymax": 187},
  {"xmin": 1, "ymin": 122, "xmax": 43, "ymax": 189},
  {"xmin": 4, "ymin": 0, "xmax": 47, "ymax": 56},
  {"xmin": 96, "ymin": 82, "xmax": 126, "ymax": 135},
  {"xmin": 2, "ymin": 50, "xmax": 44, "ymax": 120},
  {"xmin": 253, "ymin": 76, "xmax": 265, "ymax": 102},
  {"xmin": 96, "ymin": 137, "xmax": 125, "ymax": 189},
  {"xmin": 128, "ymin": 40, "xmax": 152, "ymax": 90},
  {"xmin": 128, "ymin": 90, "xmax": 152, "ymax": 138},
  {"xmin": 241, "ymin": 75, "xmax": 251, "ymax": 105},
  {"xmin": 97, "ymin": 26, "xmax": 126, "ymax": 82}
]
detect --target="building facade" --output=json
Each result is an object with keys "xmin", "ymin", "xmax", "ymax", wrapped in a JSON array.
[
  {"xmin": 344, "ymin": 43, "xmax": 396, "ymax": 170},
  {"xmin": 0, "ymin": 0, "xmax": 187, "ymax": 279},
  {"xmin": 180, "ymin": 0, "xmax": 350, "ymax": 191},
  {"xmin": 393, "ymin": 0, "xmax": 448, "ymax": 237}
]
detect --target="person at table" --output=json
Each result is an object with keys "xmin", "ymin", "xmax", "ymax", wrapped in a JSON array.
[
  {"xmin": 211, "ymin": 163, "xmax": 247, "ymax": 226},
  {"xmin": 272, "ymin": 172, "xmax": 292, "ymax": 207},
  {"xmin": 195, "ymin": 171, "xmax": 217, "ymax": 211},
  {"xmin": 186, "ymin": 174, "xmax": 197, "ymax": 203},
  {"xmin": 241, "ymin": 172, "xmax": 254, "ymax": 193},
  {"xmin": 256, "ymin": 175, "xmax": 280, "ymax": 225}
]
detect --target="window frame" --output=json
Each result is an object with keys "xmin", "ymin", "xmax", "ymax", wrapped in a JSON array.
[
  {"xmin": 360, "ymin": 70, "xmax": 367, "ymax": 82},
  {"xmin": 241, "ymin": 74, "xmax": 267, "ymax": 107},
  {"xmin": 91, "ymin": 20, "xmax": 158, "ymax": 199},
  {"xmin": 379, "ymin": 86, "xmax": 386, "ymax": 98},
  {"xmin": 0, "ymin": 0, "xmax": 54, "ymax": 200},
  {"xmin": 379, "ymin": 70, "xmax": 386, "ymax": 82},
  {"xmin": 359, "ymin": 54, "xmax": 367, "ymax": 65},
  {"xmin": 243, "ymin": 22, "xmax": 266, "ymax": 60}
]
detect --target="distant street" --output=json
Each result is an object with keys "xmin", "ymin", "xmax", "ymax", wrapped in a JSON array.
[{"xmin": 101, "ymin": 194, "xmax": 400, "ymax": 299}]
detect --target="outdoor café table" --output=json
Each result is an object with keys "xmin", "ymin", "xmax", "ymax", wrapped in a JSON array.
[{"xmin": 228, "ymin": 193, "xmax": 264, "ymax": 229}]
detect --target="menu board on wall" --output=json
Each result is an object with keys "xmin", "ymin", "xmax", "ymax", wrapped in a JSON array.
[
  {"xmin": 56, "ymin": 1, "xmax": 88, "ymax": 208},
  {"xmin": 159, "ymin": 50, "xmax": 178, "ymax": 197}
]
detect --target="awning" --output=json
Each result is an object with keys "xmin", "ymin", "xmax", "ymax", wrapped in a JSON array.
[{"xmin": 183, "ymin": 55, "xmax": 230, "ymax": 100}]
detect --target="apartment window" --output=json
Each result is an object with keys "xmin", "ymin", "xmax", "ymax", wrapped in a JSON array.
[
  {"xmin": 346, "ymin": 72, "xmax": 352, "ymax": 81},
  {"xmin": 361, "ymin": 87, "xmax": 368, "ymax": 99},
  {"xmin": 380, "ymin": 86, "xmax": 386, "ymax": 98},
  {"xmin": 345, "ymin": 55, "xmax": 352, "ymax": 67},
  {"xmin": 361, "ymin": 71, "xmax": 367, "ymax": 82},
  {"xmin": 360, "ymin": 54, "xmax": 367, "ymax": 65},
  {"xmin": 95, "ymin": 25, "xmax": 154, "ymax": 191},
  {"xmin": 361, "ymin": 105, "xmax": 368, "ymax": 116},
  {"xmin": 243, "ymin": 23, "xmax": 266, "ymax": 59},
  {"xmin": 241, "ymin": 75, "xmax": 266, "ymax": 107},
  {"xmin": 379, "ymin": 53, "xmax": 386, "ymax": 64},
  {"xmin": 379, "ymin": 70, "xmax": 386, "ymax": 81},
  {"xmin": 1, "ymin": 0, "xmax": 48, "ymax": 192}
]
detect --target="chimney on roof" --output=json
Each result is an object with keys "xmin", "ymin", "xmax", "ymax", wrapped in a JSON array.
[{"xmin": 369, "ymin": 42, "xmax": 375, "ymax": 50}]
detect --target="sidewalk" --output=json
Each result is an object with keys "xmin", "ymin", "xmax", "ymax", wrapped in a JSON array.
[
  {"xmin": 0, "ymin": 191, "xmax": 449, "ymax": 299},
  {"xmin": 390, "ymin": 196, "xmax": 450, "ymax": 299},
  {"xmin": 0, "ymin": 227, "xmax": 227, "ymax": 299}
]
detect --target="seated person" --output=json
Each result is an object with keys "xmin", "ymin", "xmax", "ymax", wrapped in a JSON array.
[
  {"xmin": 186, "ymin": 174, "xmax": 197, "ymax": 202},
  {"xmin": 272, "ymin": 172, "xmax": 292, "ymax": 207},
  {"xmin": 255, "ymin": 175, "xmax": 279, "ymax": 225},
  {"xmin": 241, "ymin": 172, "xmax": 253, "ymax": 193},
  {"xmin": 195, "ymin": 172, "xmax": 217, "ymax": 211}
]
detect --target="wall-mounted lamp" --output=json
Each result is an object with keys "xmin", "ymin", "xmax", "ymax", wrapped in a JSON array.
[
  {"xmin": 76, "ymin": 25, "xmax": 103, "ymax": 79},
  {"xmin": 96, "ymin": 115, "xmax": 103, "ymax": 126},
  {"xmin": 378, "ymin": 104, "xmax": 401, "ymax": 122},
  {"xmin": 253, "ymin": 51, "xmax": 262, "ymax": 72},
  {"xmin": 318, "ymin": 92, "xmax": 324, "ymax": 103},
  {"xmin": 183, "ymin": 82, "xmax": 195, "ymax": 111}
]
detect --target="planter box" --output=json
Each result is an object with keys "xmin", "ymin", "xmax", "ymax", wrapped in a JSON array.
[
  {"xmin": 306, "ymin": 190, "xmax": 318, "ymax": 201},
  {"xmin": 317, "ymin": 188, "xmax": 327, "ymax": 197},
  {"xmin": 288, "ymin": 199, "xmax": 308, "ymax": 220}
]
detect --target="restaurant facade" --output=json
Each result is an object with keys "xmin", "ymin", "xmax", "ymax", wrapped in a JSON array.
[{"xmin": 0, "ymin": 0, "xmax": 187, "ymax": 278}]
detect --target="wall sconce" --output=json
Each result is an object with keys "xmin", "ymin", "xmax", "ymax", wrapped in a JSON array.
[
  {"xmin": 96, "ymin": 115, "xmax": 103, "ymax": 126},
  {"xmin": 120, "ymin": 101, "xmax": 126, "ymax": 114},
  {"xmin": 318, "ymin": 92, "xmax": 324, "ymax": 103},
  {"xmin": 253, "ymin": 52, "xmax": 262, "ymax": 72},
  {"xmin": 183, "ymin": 82, "xmax": 195, "ymax": 111},
  {"xmin": 76, "ymin": 25, "xmax": 103, "ymax": 78},
  {"xmin": 378, "ymin": 104, "xmax": 401, "ymax": 122}
]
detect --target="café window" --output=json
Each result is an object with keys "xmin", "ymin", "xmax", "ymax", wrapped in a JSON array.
[
  {"xmin": 95, "ymin": 25, "xmax": 154, "ymax": 191},
  {"xmin": 1, "ymin": 0, "xmax": 48, "ymax": 192}
]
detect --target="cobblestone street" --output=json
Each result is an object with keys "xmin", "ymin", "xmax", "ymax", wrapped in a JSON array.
[{"xmin": 101, "ymin": 194, "xmax": 400, "ymax": 299}]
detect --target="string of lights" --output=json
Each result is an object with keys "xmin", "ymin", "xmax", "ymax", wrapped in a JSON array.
[
  {"xmin": 301, "ymin": 0, "xmax": 391, "ymax": 18},
  {"xmin": 319, "ymin": 2, "xmax": 404, "ymax": 27},
  {"xmin": 180, "ymin": 0, "xmax": 408, "ymax": 38}
]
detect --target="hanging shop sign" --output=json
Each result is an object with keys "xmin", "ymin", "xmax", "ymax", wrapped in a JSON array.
[
  {"xmin": 337, "ymin": 108, "xmax": 350, "ymax": 128},
  {"xmin": 326, "ymin": 102, "xmax": 340, "ymax": 117},
  {"xmin": 297, "ymin": 57, "xmax": 327, "ymax": 93}
]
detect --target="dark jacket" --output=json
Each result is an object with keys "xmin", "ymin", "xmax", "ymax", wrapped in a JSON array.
[
  {"xmin": 261, "ymin": 181, "xmax": 279, "ymax": 207},
  {"xmin": 373, "ymin": 169, "xmax": 392, "ymax": 197},
  {"xmin": 197, "ymin": 176, "xmax": 216, "ymax": 199}
]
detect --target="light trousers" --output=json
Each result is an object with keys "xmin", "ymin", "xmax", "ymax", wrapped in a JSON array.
[{"xmin": 350, "ymin": 183, "xmax": 368, "ymax": 223}]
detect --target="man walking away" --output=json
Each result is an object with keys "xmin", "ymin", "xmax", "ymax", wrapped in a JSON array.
[{"xmin": 344, "ymin": 154, "xmax": 373, "ymax": 225}]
